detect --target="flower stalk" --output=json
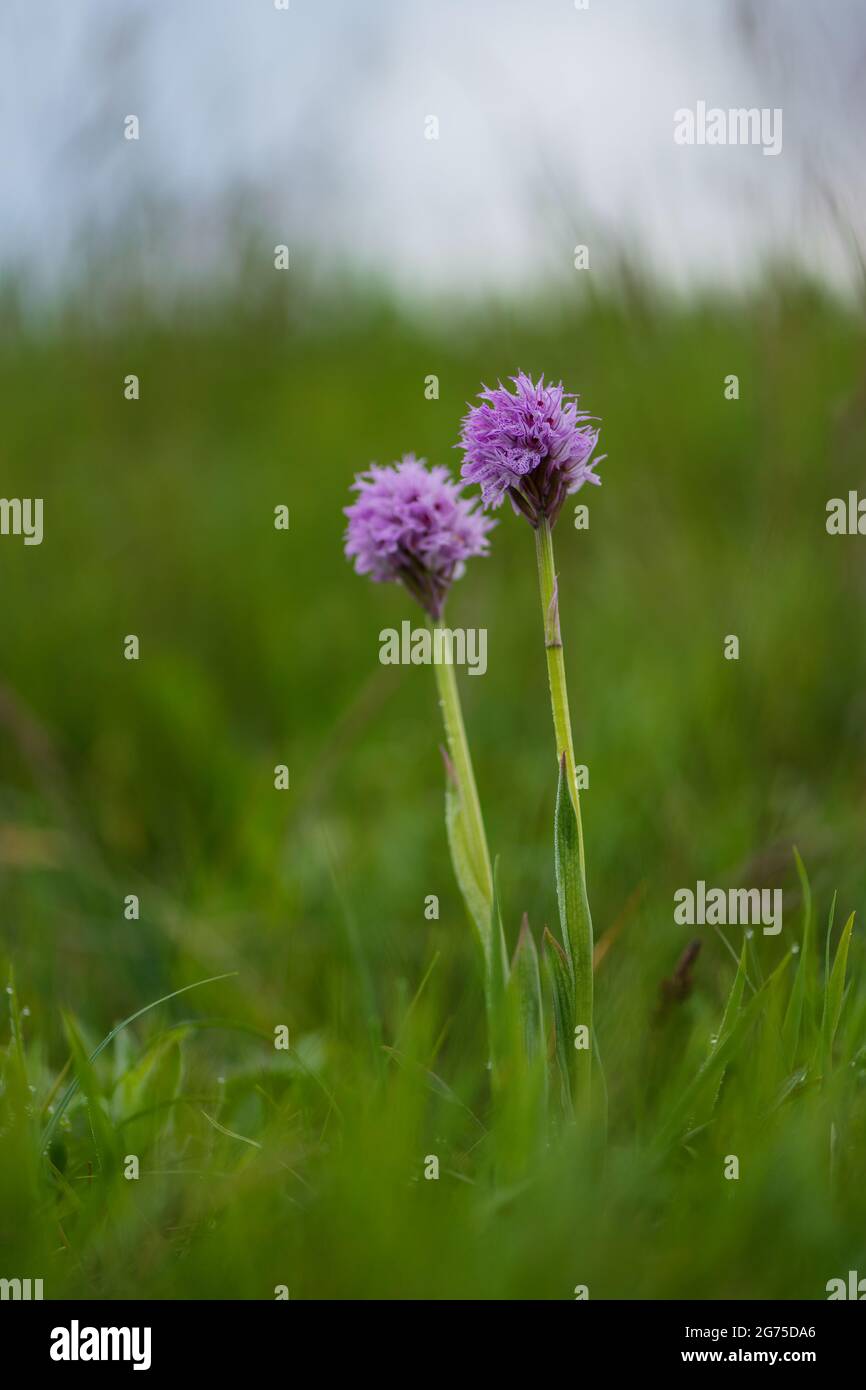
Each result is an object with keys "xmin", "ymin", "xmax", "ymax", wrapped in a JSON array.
[
  {"xmin": 535, "ymin": 515, "xmax": 594, "ymax": 1109},
  {"xmin": 430, "ymin": 616, "xmax": 494, "ymax": 959},
  {"xmin": 343, "ymin": 456, "xmax": 505, "ymax": 1069},
  {"xmin": 457, "ymin": 369, "xmax": 603, "ymax": 1114},
  {"xmin": 535, "ymin": 518, "xmax": 582, "ymax": 837},
  {"xmin": 431, "ymin": 619, "xmax": 511, "ymax": 1085}
]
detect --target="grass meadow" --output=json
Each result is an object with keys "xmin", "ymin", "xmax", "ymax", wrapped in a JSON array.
[{"xmin": 1, "ymin": 272, "xmax": 866, "ymax": 1299}]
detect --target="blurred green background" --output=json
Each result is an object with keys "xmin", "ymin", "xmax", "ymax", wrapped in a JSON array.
[{"xmin": 1, "ymin": 271, "xmax": 865, "ymax": 1297}]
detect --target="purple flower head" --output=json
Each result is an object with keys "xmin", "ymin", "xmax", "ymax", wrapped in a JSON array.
[
  {"xmin": 458, "ymin": 371, "xmax": 603, "ymax": 526},
  {"xmin": 344, "ymin": 454, "xmax": 495, "ymax": 619}
]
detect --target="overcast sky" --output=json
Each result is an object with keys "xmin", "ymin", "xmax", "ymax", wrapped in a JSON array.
[{"xmin": 3, "ymin": 0, "xmax": 865, "ymax": 299}]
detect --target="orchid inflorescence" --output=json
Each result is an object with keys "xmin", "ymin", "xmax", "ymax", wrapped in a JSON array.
[{"xmin": 344, "ymin": 372, "xmax": 604, "ymax": 1118}]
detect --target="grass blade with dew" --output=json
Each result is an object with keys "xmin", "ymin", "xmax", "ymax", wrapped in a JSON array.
[
  {"xmin": 656, "ymin": 951, "xmax": 793, "ymax": 1152},
  {"xmin": 42, "ymin": 972, "xmax": 237, "ymax": 1157}
]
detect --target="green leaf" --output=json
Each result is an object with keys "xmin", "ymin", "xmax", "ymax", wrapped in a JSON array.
[
  {"xmin": 768, "ymin": 1065, "xmax": 811, "ymax": 1113},
  {"xmin": 445, "ymin": 776, "xmax": 492, "ymax": 952},
  {"xmin": 62, "ymin": 1011, "xmax": 120, "ymax": 1175},
  {"xmin": 543, "ymin": 927, "xmax": 574, "ymax": 1113},
  {"xmin": 657, "ymin": 952, "xmax": 792, "ymax": 1151},
  {"xmin": 382, "ymin": 1046, "xmax": 486, "ymax": 1132},
  {"xmin": 718, "ymin": 939, "xmax": 749, "ymax": 1039},
  {"xmin": 42, "ymin": 971, "xmax": 236, "ymax": 1156},
  {"xmin": 592, "ymin": 1025, "xmax": 609, "ymax": 1141},
  {"xmin": 510, "ymin": 915, "xmax": 545, "ymax": 1065},
  {"xmin": 707, "ymin": 939, "xmax": 749, "ymax": 1115},
  {"xmin": 554, "ymin": 757, "xmax": 581, "ymax": 981},
  {"xmin": 117, "ymin": 1034, "xmax": 184, "ymax": 1151},
  {"xmin": 485, "ymin": 859, "xmax": 510, "ymax": 1079},
  {"xmin": 819, "ymin": 911, "xmax": 855, "ymax": 1079},
  {"xmin": 781, "ymin": 848, "xmax": 814, "ymax": 1067},
  {"xmin": 3, "ymin": 966, "xmax": 29, "ymax": 1115}
]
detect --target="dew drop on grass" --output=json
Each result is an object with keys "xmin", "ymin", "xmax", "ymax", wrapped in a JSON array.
[{"xmin": 791, "ymin": 943, "xmax": 800, "ymax": 954}]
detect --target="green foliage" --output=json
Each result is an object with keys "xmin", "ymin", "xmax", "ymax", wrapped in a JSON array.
[{"xmin": 1, "ymin": 277, "xmax": 865, "ymax": 1297}]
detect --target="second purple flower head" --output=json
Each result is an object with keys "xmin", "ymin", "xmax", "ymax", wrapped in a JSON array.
[
  {"xmin": 344, "ymin": 454, "xmax": 494, "ymax": 620},
  {"xmin": 458, "ymin": 371, "xmax": 603, "ymax": 527}
]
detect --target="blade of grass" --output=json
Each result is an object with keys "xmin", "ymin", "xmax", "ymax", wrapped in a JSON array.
[
  {"xmin": 819, "ymin": 911, "xmax": 855, "ymax": 1082},
  {"xmin": 781, "ymin": 848, "xmax": 814, "ymax": 1067},
  {"xmin": 510, "ymin": 915, "xmax": 545, "ymax": 1066},
  {"xmin": 62, "ymin": 1011, "xmax": 120, "ymax": 1175},
  {"xmin": 42, "ymin": 971, "xmax": 237, "ymax": 1156},
  {"xmin": 543, "ymin": 927, "xmax": 574, "ymax": 1115},
  {"xmin": 486, "ymin": 859, "xmax": 511, "ymax": 1082},
  {"xmin": 657, "ymin": 952, "xmax": 792, "ymax": 1152}
]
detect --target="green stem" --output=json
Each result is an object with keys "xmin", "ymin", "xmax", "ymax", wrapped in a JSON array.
[
  {"xmin": 535, "ymin": 518, "xmax": 584, "ymax": 852},
  {"xmin": 431, "ymin": 617, "xmax": 494, "ymax": 951},
  {"xmin": 535, "ymin": 516, "xmax": 593, "ymax": 1105}
]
